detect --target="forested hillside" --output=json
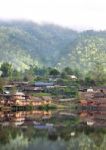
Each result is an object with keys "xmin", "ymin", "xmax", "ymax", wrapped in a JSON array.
[
  {"xmin": 57, "ymin": 31, "xmax": 106, "ymax": 72},
  {"xmin": 0, "ymin": 21, "xmax": 77, "ymax": 70},
  {"xmin": 0, "ymin": 20, "xmax": 106, "ymax": 72}
]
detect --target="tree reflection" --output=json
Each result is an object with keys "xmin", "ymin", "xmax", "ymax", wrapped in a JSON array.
[{"xmin": 0, "ymin": 134, "xmax": 28, "ymax": 150}]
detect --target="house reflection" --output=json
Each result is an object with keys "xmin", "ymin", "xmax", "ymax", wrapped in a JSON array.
[
  {"xmin": 0, "ymin": 110, "xmax": 52, "ymax": 127},
  {"xmin": 79, "ymin": 87, "xmax": 106, "ymax": 127},
  {"xmin": 79, "ymin": 110, "xmax": 106, "ymax": 127}
]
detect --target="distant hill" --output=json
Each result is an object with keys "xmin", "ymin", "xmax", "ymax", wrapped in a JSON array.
[
  {"xmin": 0, "ymin": 20, "xmax": 77, "ymax": 70},
  {"xmin": 0, "ymin": 20, "xmax": 106, "ymax": 72},
  {"xmin": 57, "ymin": 30, "xmax": 106, "ymax": 72}
]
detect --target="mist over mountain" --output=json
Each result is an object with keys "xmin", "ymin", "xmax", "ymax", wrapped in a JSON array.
[{"xmin": 0, "ymin": 20, "xmax": 106, "ymax": 72}]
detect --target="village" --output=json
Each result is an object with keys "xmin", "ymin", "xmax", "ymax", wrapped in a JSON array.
[
  {"xmin": 0, "ymin": 77, "xmax": 77, "ymax": 110},
  {"xmin": 0, "ymin": 77, "xmax": 106, "ymax": 150},
  {"xmin": 0, "ymin": 81, "xmax": 55, "ymax": 109},
  {"xmin": 0, "ymin": 76, "xmax": 106, "ymax": 109},
  {"xmin": 0, "ymin": 63, "xmax": 106, "ymax": 130}
]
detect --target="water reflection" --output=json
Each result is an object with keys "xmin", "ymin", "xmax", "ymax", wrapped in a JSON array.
[
  {"xmin": 79, "ymin": 110, "xmax": 106, "ymax": 127},
  {"xmin": 0, "ymin": 109, "xmax": 106, "ymax": 150},
  {"xmin": 0, "ymin": 110, "xmax": 52, "ymax": 127}
]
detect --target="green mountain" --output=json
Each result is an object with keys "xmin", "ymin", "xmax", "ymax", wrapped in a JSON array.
[
  {"xmin": 0, "ymin": 20, "xmax": 77, "ymax": 70},
  {"xmin": 57, "ymin": 31, "xmax": 106, "ymax": 72},
  {"xmin": 0, "ymin": 20, "xmax": 106, "ymax": 72}
]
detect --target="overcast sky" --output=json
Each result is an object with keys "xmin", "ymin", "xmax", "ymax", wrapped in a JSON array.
[{"xmin": 0, "ymin": 0, "xmax": 106, "ymax": 30}]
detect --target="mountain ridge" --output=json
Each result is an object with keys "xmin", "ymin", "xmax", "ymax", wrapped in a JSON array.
[{"xmin": 0, "ymin": 20, "xmax": 106, "ymax": 72}]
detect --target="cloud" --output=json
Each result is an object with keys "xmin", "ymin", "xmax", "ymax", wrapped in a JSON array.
[{"xmin": 0, "ymin": 0, "xmax": 106, "ymax": 30}]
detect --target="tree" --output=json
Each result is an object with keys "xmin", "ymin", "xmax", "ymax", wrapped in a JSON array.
[
  {"xmin": 0, "ymin": 62, "xmax": 12, "ymax": 78},
  {"xmin": 0, "ymin": 77, "xmax": 5, "ymax": 93},
  {"xmin": 63, "ymin": 67, "xmax": 73, "ymax": 75},
  {"xmin": 12, "ymin": 69, "xmax": 20, "ymax": 80},
  {"xmin": 49, "ymin": 68, "xmax": 60, "ymax": 77},
  {"xmin": 87, "ymin": 62, "xmax": 106, "ymax": 85},
  {"xmin": 84, "ymin": 76, "xmax": 95, "ymax": 86},
  {"xmin": 29, "ymin": 66, "xmax": 48, "ymax": 77},
  {"xmin": 60, "ymin": 72, "xmax": 67, "ymax": 79}
]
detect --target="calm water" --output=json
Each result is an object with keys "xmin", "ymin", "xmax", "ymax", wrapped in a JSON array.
[{"xmin": 0, "ymin": 109, "xmax": 106, "ymax": 150}]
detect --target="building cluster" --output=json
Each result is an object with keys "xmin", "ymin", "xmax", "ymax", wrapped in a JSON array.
[{"xmin": 0, "ymin": 81, "xmax": 55, "ymax": 107}]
